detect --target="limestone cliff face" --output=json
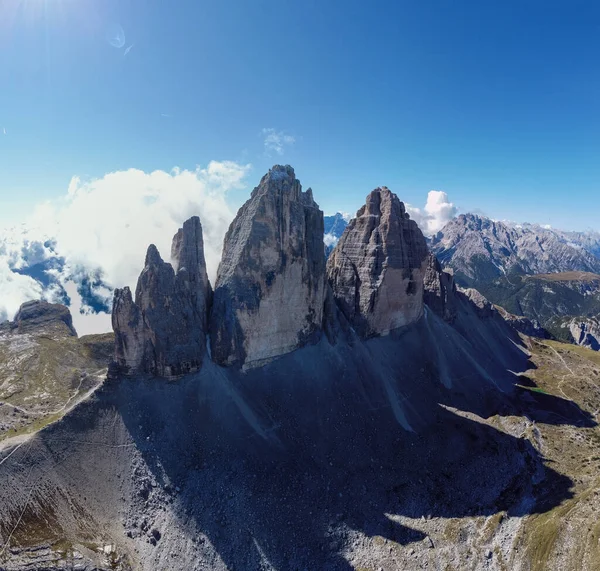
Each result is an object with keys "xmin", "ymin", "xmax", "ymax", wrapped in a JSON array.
[
  {"xmin": 326, "ymin": 187, "xmax": 429, "ymax": 338},
  {"xmin": 423, "ymin": 253, "xmax": 457, "ymax": 323},
  {"xmin": 112, "ymin": 216, "xmax": 211, "ymax": 378},
  {"xmin": 566, "ymin": 317, "xmax": 600, "ymax": 351},
  {"xmin": 209, "ymin": 165, "xmax": 326, "ymax": 368}
]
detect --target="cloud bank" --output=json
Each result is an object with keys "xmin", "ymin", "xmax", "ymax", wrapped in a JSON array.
[
  {"xmin": 406, "ymin": 190, "xmax": 458, "ymax": 236},
  {"xmin": 0, "ymin": 161, "xmax": 251, "ymax": 334}
]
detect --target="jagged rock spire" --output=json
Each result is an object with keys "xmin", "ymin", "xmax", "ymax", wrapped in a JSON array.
[
  {"xmin": 326, "ymin": 187, "xmax": 429, "ymax": 338},
  {"xmin": 112, "ymin": 216, "xmax": 211, "ymax": 378},
  {"xmin": 423, "ymin": 252, "xmax": 458, "ymax": 322},
  {"xmin": 209, "ymin": 165, "xmax": 326, "ymax": 368}
]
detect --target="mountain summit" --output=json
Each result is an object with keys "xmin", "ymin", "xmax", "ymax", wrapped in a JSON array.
[
  {"xmin": 209, "ymin": 165, "xmax": 327, "ymax": 368},
  {"xmin": 327, "ymin": 187, "xmax": 429, "ymax": 337}
]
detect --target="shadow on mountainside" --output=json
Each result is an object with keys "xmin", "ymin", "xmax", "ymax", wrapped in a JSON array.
[
  {"xmin": 420, "ymin": 300, "xmax": 597, "ymax": 429},
  {"xmin": 1, "ymin": 310, "xmax": 590, "ymax": 570},
  {"xmin": 113, "ymin": 326, "xmax": 577, "ymax": 570}
]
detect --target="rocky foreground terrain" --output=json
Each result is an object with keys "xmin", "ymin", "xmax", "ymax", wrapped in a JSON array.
[
  {"xmin": 0, "ymin": 301, "xmax": 112, "ymax": 444},
  {"xmin": 1, "ymin": 166, "xmax": 599, "ymax": 571}
]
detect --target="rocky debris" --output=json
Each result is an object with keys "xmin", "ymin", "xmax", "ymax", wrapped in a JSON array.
[
  {"xmin": 209, "ymin": 165, "xmax": 326, "ymax": 367},
  {"xmin": 112, "ymin": 217, "xmax": 211, "ymax": 378},
  {"xmin": 326, "ymin": 187, "xmax": 429, "ymax": 338},
  {"xmin": 423, "ymin": 253, "xmax": 457, "ymax": 322},
  {"xmin": 5, "ymin": 300, "xmax": 77, "ymax": 337}
]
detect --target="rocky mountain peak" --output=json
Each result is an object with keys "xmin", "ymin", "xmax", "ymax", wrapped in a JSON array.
[
  {"xmin": 4, "ymin": 300, "xmax": 77, "ymax": 337},
  {"xmin": 144, "ymin": 244, "xmax": 163, "ymax": 267},
  {"xmin": 171, "ymin": 216, "xmax": 205, "ymax": 271},
  {"xmin": 326, "ymin": 187, "xmax": 429, "ymax": 337},
  {"xmin": 209, "ymin": 165, "xmax": 326, "ymax": 368},
  {"xmin": 112, "ymin": 217, "xmax": 211, "ymax": 378}
]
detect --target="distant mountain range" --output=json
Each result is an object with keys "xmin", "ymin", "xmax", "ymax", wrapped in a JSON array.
[
  {"xmin": 430, "ymin": 214, "xmax": 600, "ymax": 282},
  {"xmin": 430, "ymin": 213, "xmax": 600, "ymax": 349},
  {"xmin": 323, "ymin": 212, "xmax": 349, "ymax": 256}
]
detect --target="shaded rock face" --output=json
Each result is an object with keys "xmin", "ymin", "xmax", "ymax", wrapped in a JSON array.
[
  {"xmin": 6, "ymin": 300, "xmax": 77, "ymax": 336},
  {"xmin": 458, "ymin": 287, "xmax": 496, "ymax": 319},
  {"xmin": 112, "ymin": 217, "xmax": 211, "ymax": 378},
  {"xmin": 209, "ymin": 165, "xmax": 326, "ymax": 368},
  {"xmin": 423, "ymin": 253, "xmax": 458, "ymax": 323},
  {"xmin": 326, "ymin": 187, "xmax": 429, "ymax": 338}
]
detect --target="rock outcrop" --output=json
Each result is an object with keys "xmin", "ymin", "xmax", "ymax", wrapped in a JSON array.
[
  {"xmin": 494, "ymin": 305, "xmax": 550, "ymax": 339},
  {"xmin": 209, "ymin": 165, "xmax": 326, "ymax": 368},
  {"xmin": 326, "ymin": 187, "xmax": 429, "ymax": 338},
  {"xmin": 458, "ymin": 287, "xmax": 496, "ymax": 319},
  {"xmin": 423, "ymin": 253, "xmax": 458, "ymax": 322},
  {"xmin": 566, "ymin": 317, "xmax": 600, "ymax": 351},
  {"xmin": 7, "ymin": 300, "xmax": 77, "ymax": 336},
  {"xmin": 112, "ymin": 216, "xmax": 211, "ymax": 377},
  {"xmin": 457, "ymin": 287, "xmax": 550, "ymax": 338}
]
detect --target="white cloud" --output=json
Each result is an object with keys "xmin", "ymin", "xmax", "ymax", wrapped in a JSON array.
[
  {"xmin": 0, "ymin": 256, "xmax": 44, "ymax": 323},
  {"xmin": 323, "ymin": 233, "xmax": 339, "ymax": 248},
  {"xmin": 30, "ymin": 161, "xmax": 249, "ymax": 288},
  {"xmin": 406, "ymin": 190, "xmax": 458, "ymax": 236},
  {"xmin": 63, "ymin": 281, "xmax": 112, "ymax": 336},
  {"xmin": 261, "ymin": 128, "xmax": 295, "ymax": 156},
  {"xmin": 0, "ymin": 161, "xmax": 251, "ymax": 332}
]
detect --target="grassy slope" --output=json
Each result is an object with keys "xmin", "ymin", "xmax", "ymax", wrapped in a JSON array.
[
  {"xmin": 527, "ymin": 271, "xmax": 600, "ymax": 283},
  {"xmin": 0, "ymin": 331, "xmax": 113, "ymax": 442},
  {"xmin": 512, "ymin": 339, "xmax": 600, "ymax": 571}
]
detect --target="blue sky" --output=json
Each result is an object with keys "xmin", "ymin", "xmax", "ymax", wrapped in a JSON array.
[{"xmin": 1, "ymin": 0, "xmax": 599, "ymax": 230}]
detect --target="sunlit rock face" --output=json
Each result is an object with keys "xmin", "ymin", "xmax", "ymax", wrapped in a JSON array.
[
  {"xmin": 112, "ymin": 216, "xmax": 211, "ymax": 378},
  {"xmin": 326, "ymin": 187, "xmax": 429, "ymax": 338},
  {"xmin": 209, "ymin": 165, "xmax": 326, "ymax": 368},
  {"xmin": 567, "ymin": 317, "xmax": 600, "ymax": 351}
]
